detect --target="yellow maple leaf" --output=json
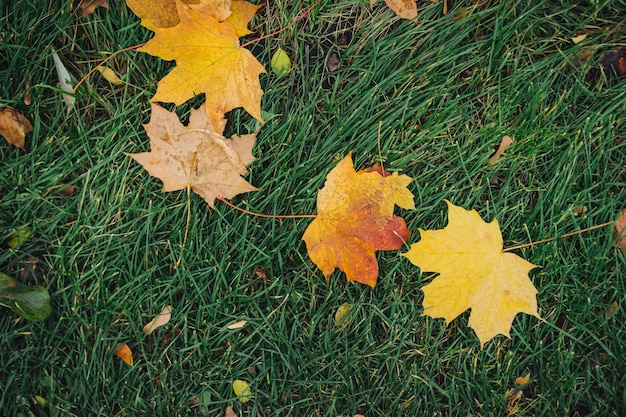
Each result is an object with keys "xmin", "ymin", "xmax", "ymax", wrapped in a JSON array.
[
  {"xmin": 403, "ymin": 200, "xmax": 539, "ymax": 346},
  {"xmin": 126, "ymin": 0, "xmax": 232, "ymax": 30},
  {"xmin": 126, "ymin": 103, "xmax": 258, "ymax": 207},
  {"xmin": 138, "ymin": 0, "xmax": 265, "ymax": 130},
  {"xmin": 302, "ymin": 153, "xmax": 415, "ymax": 288}
]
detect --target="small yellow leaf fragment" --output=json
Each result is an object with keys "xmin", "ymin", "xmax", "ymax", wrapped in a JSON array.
[
  {"xmin": 97, "ymin": 66, "xmax": 123, "ymax": 85},
  {"xmin": 226, "ymin": 320, "xmax": 247, "ymax": 330},
  {"xmin": 334, "ymin": 303, "xmax": 352, "ymax": 327},
  {"xmin": 143, "ymin": 305, "xmax": 173, "ymax": 335},
  {"xmin": 487, "ymin": 135, "xmax": 513, "ymax": 165},
  {"xmin": 7, "ymin": 229, "xmax": 31, "ymax": 247},
  {"xmin": 515, "ymin": 372, "xmax": 531, "ymax": 386},
  {"xmin": 0, "ymin": 107, "xmax": 33, "ymax": 149},
  {"xmin": 571, "ymin": 34, "xmax": 588, "ymax": 44},
  {"xmin": 271, "ymin": 47, "xmax": 291, "ymax": 77},
  {"xmin": 114, "ymin": 343, "xmax": 134, "ymax": 365},
  {"xmin": 354, "ymin": 415, "xmax": 365, "ymax": 417},
  {"xmin": 232, "ymin": 379, "xmax": 252, "ymax": 403},
  {"xmin": 225, "ymin": 406, "xmax": 239, "ymax": 417}
]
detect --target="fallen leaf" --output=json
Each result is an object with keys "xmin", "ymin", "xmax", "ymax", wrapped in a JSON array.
[
  {"xmin": 225, "ymin": 406, "xmax": 238, "ymax": 417},
  {"xmin": 506, "ymin": 387, "xmax": 523, "ymax": 413},
  {"xmin": 0, "ymin": 107, "xmax": 33, "ymax": 149},
  {"xmin": 571, "ymin": 34, "xmax": 587, "ymax": 44},
  {"xmin": 50, "ymin": 47, "xmax": 76, "ymax": 113},
  {"xmin": 403, "ymin": 201, "xmax": 539, "ymax": 346},
  {"xmin": 302, "ymin": 153, "xmax": 414, "ymax": 287},
  {"xmin": 0, "ymin": 272, "xmax": 52, "ymax": 322},
  {"xmin": 515, "ymin": 372, "xmax": 531, "ymax": 386},
  {"xmin": 97, "ymin": 66, "xmax": 123, "ymax": 85},
  {"xmin": 372, "ymin": 0, "xmax": 417, "ymax": 20},
  {"xmin": 487, "ymin": 135, "xmax": 513, "ymax": 165},
  {"xmin": 126, "ymin": 0, "xmax": 231, "ymax": 30},
  {"xmin": 60, "ymin": 184, "xmax": 77, "ymax": 196},
  {"xmin": 232, "ymin": 379, "xmax": 252, "ymax": 403},
  {"xmin": 606, "ymin": 301, "xmax": 619, "ymax": 318},
  {"xmin": 33, "ymin": 395, "xmax": 48, "ymax": 407},
  {"xmin": 143, "ymin": 305, "xmax": 173, "ymax": 335},
  {"xmin": 137, "ymin": 0, "xmax": 265, "ymax": 130},
  {"xmin": 24, "ymin": 77, "xmax": 31, "ymax": 105},
  {"xmin": 334, "ymin": 303, "xmax": 352, "ymax": 327},
  {"xmin": 226, "ymin": 320, "xmax": 247, "ymax": 330},
  {"xmin": 613, "ymin": 209, "xmax": 626, "ymax": 253},
  {"xmin": 7, "ymin": 229, "xmax": 31, "ymax": 247},
  {"xmin": 80, "ymin": 0, "xmax": 109, "ymax": 17},
  {"xmin": 114, "ymin": 343, "xmax": 134, "ymax": 365},
  {"xmin": 271, "ymin": 47, "xmax": 291, "ymax": 77},
  {"xmin": 126, "ymin": 103, "xmax": 258, "ymax": 208}
]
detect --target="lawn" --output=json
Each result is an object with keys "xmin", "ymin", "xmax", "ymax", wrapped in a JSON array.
[{"xmin": 1, "ymin": 0, "xmax": 625, "ymax": 416}]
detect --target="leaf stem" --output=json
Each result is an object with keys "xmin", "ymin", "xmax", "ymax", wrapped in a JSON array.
[
  {"xmin": 72, "ymin": 42, "xmax": 146, "ymax": 93},
  {"xmin": 241, "ymin": 0, "xmax": 323, "ymax": 48},
  {"xmin": 218, "ymin": 197, "xmax": 317, "ymax": 219},
  {"xmin": 503, "ymin": 221, "xmax": 614, "ymax": 252}
]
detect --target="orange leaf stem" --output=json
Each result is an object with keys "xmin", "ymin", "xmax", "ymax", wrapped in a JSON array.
[
  {"xmin": 72, "ymin": 42, "xmax": 146, "ymax": 93},
  {"xmin": 503, "ymin": 221, "xmax": 614, "ymax": 252},
  {"xmin": 241, "ymin": 0, "xmax": 322, "ymax": 48},
  {"xmin": 218, "ymin": 197, "xmax": 316, "ymax": 219}
]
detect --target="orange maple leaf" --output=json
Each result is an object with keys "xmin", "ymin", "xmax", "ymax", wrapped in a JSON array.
[
  {"xmin": 302, "ymin": 153, "xmax": 415, "ymax": 288},
  {"xmin": 137, "ymin": 0, "xmax": 265, "ymax": 130},
  {"xmin": 126, "ymin": 103, "xmax": 258, "ymax": 207},
  {"xmin": 403, "ymin": 201, "xmax": 539, "ymax": 346}
]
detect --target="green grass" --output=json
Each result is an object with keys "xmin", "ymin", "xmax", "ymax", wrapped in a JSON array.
[{"xmin": 1, "ymin": 0, "xmax": 625, "ymax": 415}]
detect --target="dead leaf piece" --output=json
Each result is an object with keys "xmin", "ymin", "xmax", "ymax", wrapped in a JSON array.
[
  {"xmin": 114, "ymin": 343, "xmax": 134, "ymax": 365},
  {"xmin": 138, "ymin": 0, "xmax": 265, "ymax": 130},
  {"xmin": 302, "ymin": 153, "xmax": 414, "ymax": 287},
  {"xmin": 126, "ymin": 103, "xmax": 257, "ymax": 208},
  {"xmin": 143, "ymin": 305, "xmax": 173, "ymax": 335},
  {"xmin": 0, "ymin": 108, "xmax": 33, "ymax": 149},
  {"xmin": 487, "ymin": 135, "xmax": 513, "ymax": 165},
  {"xmin": 80, "ymin": 0, "xmax": 109, "ymax": 16},
  {"xmin": 372, "ymin": 0, "xmax": 417, "ymax": 20},
  {"xmin": 97, "ymin": 66, "xmax": 123, "ymax": 85},
  {"xmin": 403, "ymin": 201, "xmax": 539, "ymax": 346},
  {"xmin": 515, "ymin": 372, "xmax": 531, "ymax": 386},
  {"xmin": 126, "ymin": 0, "xmax": 230, "ymax": 30},
  {"xmin": 225, "ymin": 406, "xmax": 239, "ymax": 417},
  {"xmin": 613, "ymin": 209, "xmax": 626, "ymax": 253},
  {"xmin": 226, "ymin": 320, "xmax": 247, "ymax": 329},
  {"xmin": 232, "ymin": 379, "xmax": 252, "ymax": 402},
  {"xmin": 571, "ymin": 34, "xmax": 588, "ymax": 44},
  {"xmin": 606, "ymin": 301, "xmax": 619, "ymax": 319}
]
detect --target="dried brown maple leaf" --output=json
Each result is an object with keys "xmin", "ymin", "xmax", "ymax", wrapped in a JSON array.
[
  {"xmin": 80, "ymin": 0, "xmax": 109, "ymax": 17},
  {"xmin": 0, "ymin": 107, "xmax": 33, "ymax": 149},
  {"xmin": 302, "ymin": 153, "xmax": 414, "ymax": 287},
  {"xmin": 137, "ymin": 0, "xmax": 265, "ymax": 130},
  {"xmin": 126, "ymin": 103, "xmax": 258, "ymax": 208}
]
